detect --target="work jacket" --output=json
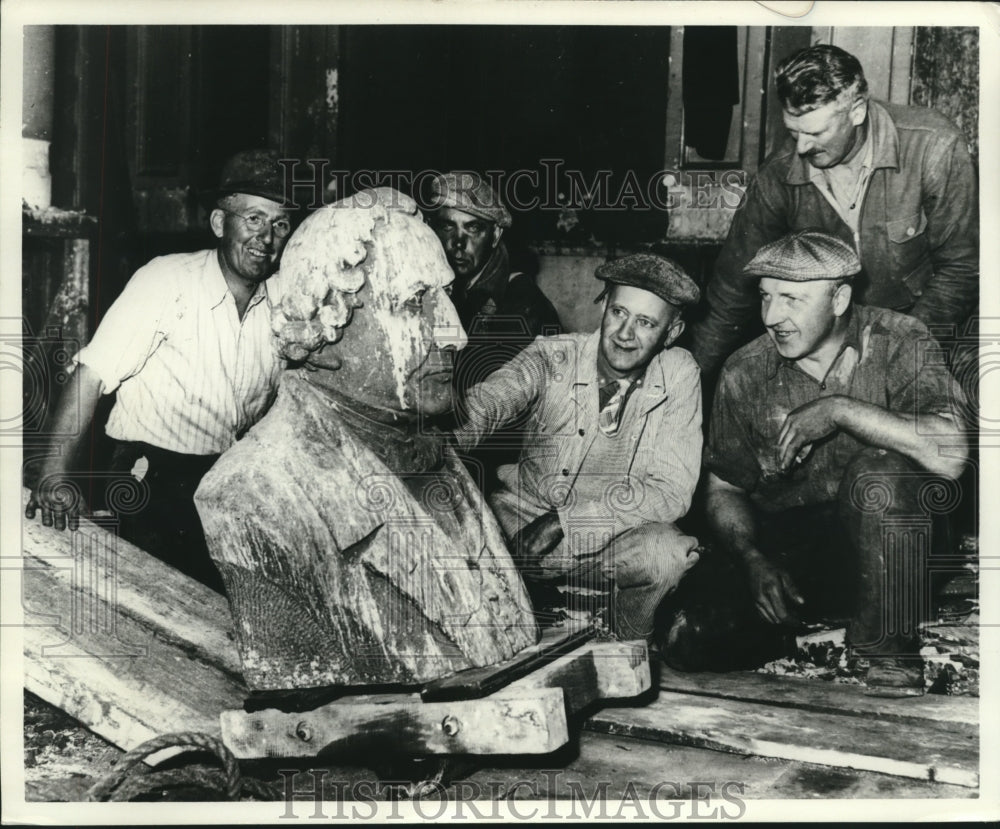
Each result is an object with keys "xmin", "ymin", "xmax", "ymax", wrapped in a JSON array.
[
  {"xmin": 457, "ymin": 331, "xmax": 702, "ymax": 555},
  {"xmin": 691, "ymin": 99, "xmax": 979, "ymax": 375}
]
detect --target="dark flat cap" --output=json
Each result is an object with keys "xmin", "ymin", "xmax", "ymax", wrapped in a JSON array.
[
  {"xmin": 744, "ymin": 230, "xmax": 861, "ymax": 281},
  {"xmin": 595, "ymin": 253, "xmax": 701, "ymax": 307},
  {"xmin": 204, "ymin": 149, "xmax": 296, "ymax": 207},
  {"xmin": 427, "ymin": 171, "xmax": 512, "ymax": 229}
]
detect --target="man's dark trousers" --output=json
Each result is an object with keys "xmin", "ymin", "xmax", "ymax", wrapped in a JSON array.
[{"xmin": 662, "ymin": 448, "xmax": 941, "ymax": 670}]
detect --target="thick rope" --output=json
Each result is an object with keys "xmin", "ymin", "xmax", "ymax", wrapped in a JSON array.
[
  {"xmin": 85, "ymin": 731, "xmax": 266, "ymax": 802},
  {"xmin": 85, "ymin": 731, "xmax": 467, "ymax": 802}
]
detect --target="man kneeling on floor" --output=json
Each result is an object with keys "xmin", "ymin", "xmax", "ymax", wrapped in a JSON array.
[
  {"xmin": 661, "ymin": 230, "xmax": 968, "ymax": 697},
  {"xmin": 455, "ymin": 254, "xmax": 704, "ymax": 642}
]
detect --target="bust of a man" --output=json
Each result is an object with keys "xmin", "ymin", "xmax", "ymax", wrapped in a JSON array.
[{"xmin": 195, "ymin": 188, "xmax": 539, "ymax": 692}]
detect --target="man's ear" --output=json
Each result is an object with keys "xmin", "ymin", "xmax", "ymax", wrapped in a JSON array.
[
  {"xmin": 833, "ymin": 283, "xmax": 853, "ymax": 316},
  {"xmin": 491, "ymin": 224, "xmax": 504, "ymax": 249},
  {"xmin": 849, "ymin": 96, "xmax": 868, "ymax": 128},
  {"xmin": 210, "ymin": 208, "xmax": 226, "ymax": 240},
  {"xmin": 663, "ymin": 318, "xmax": 686, "ymax": 348}
]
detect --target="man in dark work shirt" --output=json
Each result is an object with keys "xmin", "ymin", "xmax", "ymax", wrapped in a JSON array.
[{"xmin": 662, "ymin": 230, "xmax": 968, "ymax": 697}]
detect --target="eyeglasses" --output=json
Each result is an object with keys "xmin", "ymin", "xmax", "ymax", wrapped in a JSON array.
[{"xmin": 222, "ymin": 210, "xmax": 293, "ymax": 239}]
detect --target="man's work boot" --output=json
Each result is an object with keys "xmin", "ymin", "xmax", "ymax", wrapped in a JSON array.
[{"xmin": 864, "ymin": 655, "xmax": 925, "ymax": 698}]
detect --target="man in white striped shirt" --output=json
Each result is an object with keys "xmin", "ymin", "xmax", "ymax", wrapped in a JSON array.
[{"xmin": 25, "ymin": 150, "xmax": 296, "ymax": 591}]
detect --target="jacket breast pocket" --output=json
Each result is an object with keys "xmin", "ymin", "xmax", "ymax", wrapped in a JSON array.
[{"xmin": 886, "ymin": 212, "xmax": 931, "ymax": 283}]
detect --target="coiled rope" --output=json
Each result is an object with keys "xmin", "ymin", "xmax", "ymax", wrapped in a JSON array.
[{"xmin": 85, "ymin": 731, "xmax": 280, "ymax": 802}]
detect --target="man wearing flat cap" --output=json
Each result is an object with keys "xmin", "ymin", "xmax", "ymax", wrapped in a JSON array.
[
  {"xmin": 427, "ymin": 170, "xmax": 562, "ymax": 491},
  {"xmin": 26, "ymin": 149, "xmax": 297, "ymax": 592},
  {"xmin": 455, "ymin": 253, "xmax": 703, "ymax": 641},
  {"xmin": 662, "ymin": 229, "xmax": 968, "ymax": 696},
  {"xmin": 427, "ymin": 171, "xmax": 561, "ymax": 383}
]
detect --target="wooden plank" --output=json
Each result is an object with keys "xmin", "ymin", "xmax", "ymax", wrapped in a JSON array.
[
  {"xmin": 23, "ymin": 565, "xmax": 247, "ymax": 764},
  {"xmin": 741, "ymin": 26, "xmax": 768, "ymax": 172},
  {"xmin": 586, "ymin": 690, "xmax": 978, "ymax": 788},
  {"xmin": 470, "ymin": 730, "xmax": 976, "ymax": 802},
  {"xmin": 21, "ymin": 488, "xmax": 242, "ymax": 679},
  {"xmin": 659, "ymin": 665, "xmax": 979, "ymax": 726},
  {"xmin": 20, "ymin": 489, "xmax": 246, "ymax": 762},
  {"xmin": 224, "ymin": 641, "xmax": 650, "ymax": 759},
  {"xmin": 890, "ymin": 27, "xmax": 916, "ymax": 105}
]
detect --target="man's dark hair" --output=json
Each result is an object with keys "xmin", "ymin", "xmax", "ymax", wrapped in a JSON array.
[{"xmin": 775, "ymin": 44, "xmax": 869, "ymax": 114}]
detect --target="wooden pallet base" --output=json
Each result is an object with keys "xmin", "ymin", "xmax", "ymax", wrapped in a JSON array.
[{"xmin": 222, "ymin": 639, "xmax": 650, "ymax": 758}]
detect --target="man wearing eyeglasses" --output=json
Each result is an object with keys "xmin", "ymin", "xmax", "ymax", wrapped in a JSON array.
[{"xmin": 25, "ymin": 149, "xmax": 296, "ymax": 592}]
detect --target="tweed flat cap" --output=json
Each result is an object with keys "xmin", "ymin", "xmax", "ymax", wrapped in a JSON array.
[
  {"xmin": 427, "ymin": 171, "xmax": 512, "ymax": 229},
  {"xmin": 744, "ymin": 230, "xmax": 861, "ymax": 281},
  {"xmin": 595, "ymin": 253, "xmax": 701, "ymax": 307}
]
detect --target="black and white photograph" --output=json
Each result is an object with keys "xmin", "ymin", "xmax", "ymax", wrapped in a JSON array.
[{"xmin": 2, "ymin": 0, "xmax": 997, "ymax": 822}]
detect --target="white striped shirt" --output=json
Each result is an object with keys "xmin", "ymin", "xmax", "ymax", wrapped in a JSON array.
[{"xmin": 75, "ymin": 249, "xmax": 283, "ymax": 455}]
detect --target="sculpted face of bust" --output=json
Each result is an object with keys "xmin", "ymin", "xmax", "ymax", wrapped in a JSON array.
[{"xmin": 317, "ymin": 205, "xmax": 468, "ymax": 415}]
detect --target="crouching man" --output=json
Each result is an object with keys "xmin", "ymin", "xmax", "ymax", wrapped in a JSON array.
[
  {"xmin": 456, "ymin": 254, "xmax": 704, "ymax": 641},
  {"xmin": 662, "ymin": 230, "xmax": 968, "ymax": 696},
  {"xmin": 194, "ymin": 188, "xmax": 538, "ymax": 692}
]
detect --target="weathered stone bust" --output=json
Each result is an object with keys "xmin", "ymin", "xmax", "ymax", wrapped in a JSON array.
[{"xmin": 195, "ymin": 188, "xmax": 539, "ymax": 692}]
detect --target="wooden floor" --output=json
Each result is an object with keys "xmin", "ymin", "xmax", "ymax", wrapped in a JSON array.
[{"xmin": 18, "ymin": 489, "xmax": 982, "ymax": 803}]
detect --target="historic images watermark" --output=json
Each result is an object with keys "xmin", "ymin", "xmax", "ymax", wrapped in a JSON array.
[
  {"xmin": 274, "ymin": 158, "xmax": 749, "ymax": 215},
  {"xmin": 276, "ymin": 769, "xmax": 748, "ymax": 820}
]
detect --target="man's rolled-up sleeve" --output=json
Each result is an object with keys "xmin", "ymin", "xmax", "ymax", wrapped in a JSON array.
[
  {"xmin": 886, "ymin": 322, "xmax": 967, "ymax": 423},
  {"xmin": 73, "ymin": 262, "xmax": 172, "ymax": 394}
]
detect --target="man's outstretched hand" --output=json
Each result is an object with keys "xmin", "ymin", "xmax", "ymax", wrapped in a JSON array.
[{"xmin": 25, "ymin": 470, "xmax": 82, "ymax": 531}]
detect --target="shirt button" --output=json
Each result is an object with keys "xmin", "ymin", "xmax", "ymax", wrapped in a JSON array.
[
  {"xmin": 906, "ymin": 227, "xmax": 915, "ymax": 236},
  {"xmin": 578, "ymin": 429, "xmax": 585, "ymax": 436},
  {"xmin": 820, "ymin": 382, "xmax": 826, "ymax": 390},
  {"xmin": 562, "ymin": 468, "xmax": 569, "ymax": 476}
]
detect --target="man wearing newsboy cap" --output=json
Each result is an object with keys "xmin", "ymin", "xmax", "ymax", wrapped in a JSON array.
[
  {"xmin": 427, "ymin": 171, "xmax": 562, "ymax": 492},
  {"xmin": 26, "ymin": 149, "xmax": 297, "ymax": 592},
  {"xmin": 426, "ymin": 171, "xmax": 561, "ymax": 375},
  {"xmin": 455, "ymin": 253, "xmax": 704, "ymax": 641},
  {"xmin": 661, "ymin": 229, "xmax": 968, "ymax": 696}
]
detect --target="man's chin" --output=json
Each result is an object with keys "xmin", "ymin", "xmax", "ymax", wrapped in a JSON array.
[
  {"xmin": 804, "ymin": 155, "xmax": 836, "ymax": 170},
  {"xmin": 604, "ymin": 354, "xmax": 643, "ymax": 375},
  {"xmin": 771, "ymin": 340, "xmax": 802, "ymax": 360},
  {"xmin": 449, "ymin": 261, "xmax": 475, "ymax": 278}
]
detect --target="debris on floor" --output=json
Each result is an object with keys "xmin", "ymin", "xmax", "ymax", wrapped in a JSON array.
[{"xmin": 756, "ymin": 538, "xmax": 980, "ymax": 697}]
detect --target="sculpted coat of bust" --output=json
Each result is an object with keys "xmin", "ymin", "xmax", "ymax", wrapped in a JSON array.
[{"xmin": 195, "ymin": 188, "xmax": 539, "ymax": 691}]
